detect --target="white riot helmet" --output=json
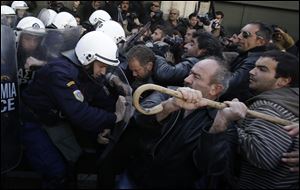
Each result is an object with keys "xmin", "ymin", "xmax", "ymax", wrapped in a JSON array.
[
  {"xmin": 75, "ymin": 31, "xmax": 119, "ymax": 66},
  {"xmin": 1, "ymin": 5, "xmax": 16, "ymax": 15},
  {"xmin": 11, "ymin": 1, "xmax": 29, "ymax": 11},
  {"xmin": 37, "ymin": 8, "xmax": 57, "ymax": 27},
  {"xmin": 52, "ymin": 12, "xmax": 77, "ymax": 29},
  {"xmin": 1, "ymin": 5, "xmax": 17, "ymax": 28},
  {"xmin": 96, "ymin": 20, "xmax": 126, "ymax": 44},
  {"xmin": 16, "ymin": 16, "xmax": 45, "ymax": 30},
  {"xmin": 89, "ymin": 10, "xmax": 111, "ymax": 26},
  {"xmin": 15, "ymin": 16, "xmax": 45, "ymax": 42}
]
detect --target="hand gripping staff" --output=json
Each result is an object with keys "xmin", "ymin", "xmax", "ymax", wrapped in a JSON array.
[{"xmin": 133, "ymin": 84, "xmax": 296, "ymax": 126}]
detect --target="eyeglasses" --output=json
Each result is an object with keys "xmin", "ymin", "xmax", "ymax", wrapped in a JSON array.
[
  {"xmin": 169, "ymin": 12, "xmax": 177, "ymax": 15},
  {"xmin": 151, "ymin": 4, "xmax": 160, "ymax": 8}
]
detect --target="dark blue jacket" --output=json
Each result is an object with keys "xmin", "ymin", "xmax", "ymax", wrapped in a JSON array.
[{"xmin": 21, "ymin": 57, "xmax": 116, "ymax": 133}]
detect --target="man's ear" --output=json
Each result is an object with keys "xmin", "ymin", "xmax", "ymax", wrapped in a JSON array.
[
  {"xmin": 197, "ymin": 49, "xmax": 207, "ymax": 57},
  {"xmin": 210, "ymin": 83, "xmax": 224, "ymax": 96},
  {"xmin": 276, "ymin": 77, "xmax": 292, "ymax": 88},
  {"xmin": 147, "ymin": 62, "xmax": 154, "ymax": 71},
  {"xmin": 256, "ymin": 37, "xmax": 268, "ymax": 46}
]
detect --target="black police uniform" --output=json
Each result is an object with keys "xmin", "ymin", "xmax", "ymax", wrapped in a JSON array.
[{"xmin": 20, "ymin": 56, "xmax": 117, "ymax": 188}]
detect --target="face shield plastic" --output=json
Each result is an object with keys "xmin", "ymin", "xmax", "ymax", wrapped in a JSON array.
[
  {"xmin": 17, "ymin": 28, "xmax": 46, "ymax": 68},
  {"xmin": 1, "ymin": 14, "xmax": 17, "ymax": 28},
  {"xmin": 41, "ymin": 26, "xmax": 82, "ymax": 61},
  {"xmin": 16, "ymin": 28, "xmax": 46, "ymax": 89}
]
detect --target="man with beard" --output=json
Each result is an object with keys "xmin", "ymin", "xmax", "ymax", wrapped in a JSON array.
[{"xmin": 126, "ymin": 45, "xmax": 156, "ymax": 94}]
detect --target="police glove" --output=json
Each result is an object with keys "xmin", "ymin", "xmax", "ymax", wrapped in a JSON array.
[
  {"xmin": 114, "ymin": 95, "xmax": 126, "ymax": 123},
  {"xmin": 97, "ymin": 129, "xmax": 111, "ymax": 144},
  {"xmin": 106, "ymin": 73, "xmax": 132, "ymax": 96},
  {"xmin": 25, "ymin": 56, "xmax": 47, "ymax": 70}
]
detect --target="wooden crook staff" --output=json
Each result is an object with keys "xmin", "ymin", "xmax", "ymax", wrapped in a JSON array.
[{"xmin": 133, "ymin": 84, "xmax": 296, "ymax": 126}]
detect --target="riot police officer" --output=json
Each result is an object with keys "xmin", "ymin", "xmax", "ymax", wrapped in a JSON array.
[{"xmin": 20, "ymin": 31, "xmax": 128, "ymax": 188}]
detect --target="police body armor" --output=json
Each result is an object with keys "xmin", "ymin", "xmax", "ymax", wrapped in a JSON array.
[{"xmin": 1, "ymin": 24, "xmax": 22, "ymax": 174}]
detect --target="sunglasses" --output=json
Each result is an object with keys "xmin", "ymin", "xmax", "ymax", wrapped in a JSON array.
[
  {"xmin": 241, "ymin": 31, "xmax": 252, "ymax": 38},
  {"xmin": 241, "ymin": 31, "xmax": 264, "ymax": 39},
  {"xmin": 151, "ymin": 4, "xmax": 160, "ymax": 7},
  {"xmin": 169, "ymin": 12, "xmax": 177, "ymax": 15}
]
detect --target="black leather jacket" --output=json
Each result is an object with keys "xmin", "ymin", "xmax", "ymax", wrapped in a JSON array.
[
  {"xmin": 220, "ymin": 46, "xmax": 267, "ymax": 102},
  {"xmin": 153, "ymin": 55, "xmax": 199, "ymax": 86},
  {"xmin": 129, "ymin": 91, "xmax": 238, "ymax": 188}
]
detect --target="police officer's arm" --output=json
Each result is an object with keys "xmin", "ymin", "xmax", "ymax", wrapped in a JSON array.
[{"xmin": 48, "ymin": 70, "xmax": 117, "ymax": 133}]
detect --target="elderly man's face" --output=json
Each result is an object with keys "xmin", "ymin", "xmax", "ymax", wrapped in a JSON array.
[
  {"xmin": 168, "ymin": 10, "xmax": 179, "ymax": 21},
  {"xmin": 184, "ymin": 59, "xmax": 219, "ymax": 99}
]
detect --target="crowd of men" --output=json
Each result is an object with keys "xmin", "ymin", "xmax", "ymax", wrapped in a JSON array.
[{"xmin": 1, "ymin": 1, "xmax": 299, "ymax": 189}]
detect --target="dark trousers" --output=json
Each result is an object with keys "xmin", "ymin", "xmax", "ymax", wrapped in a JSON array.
[{"xmin": 21, "ymin": 122, "xmax": 67, "ymax": 188}]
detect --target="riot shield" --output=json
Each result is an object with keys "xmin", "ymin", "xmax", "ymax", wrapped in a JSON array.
[
  {"xmin": 41, "ymin": 26, "xmax": 82, "ymax": 61},
  {"xmin": 17, "ymin": 28, "xmax": 47, "ymax": 91},
  {"xmin": 1, "ymin": 24, "xmax": 22, "ymax": 174},
  {"xmin": 96, "ymin": 66, "xmax": 134, "ymax": 165},
  {"xmin": 1, "ymin": 14, "xmax": 17, "ymax": 29}
]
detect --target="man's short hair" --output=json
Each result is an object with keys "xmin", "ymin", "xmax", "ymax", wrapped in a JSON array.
[
  {"xmin": 153, "ymin": 25, "xmax": 172, "ymax": 37},
  {"xmin": 249, "ymin": 21, "xmax": 272, "ymax": 41},
  {"xmin": 192, "ymin": 31, "xmax": 223, "ymax": 58},
  {"xmin": 215, "ymin": 11, "xmax": 224, "ymax": 18},
  {"xmin": 260, "ymin": 50, "xmax": 299, "ymax": 87},
  {"xmin": 188, "ymin": 13, "xmax": 198, "ymax": 20},
  {"xmin": 126, "ymin": 45, "xmax": 156, "ymax": 66}
]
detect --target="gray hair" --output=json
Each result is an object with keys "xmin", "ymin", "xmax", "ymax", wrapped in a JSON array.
[{"xmin": 206, "ymin": 56, "xmax": 231, "ymax": 96}]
